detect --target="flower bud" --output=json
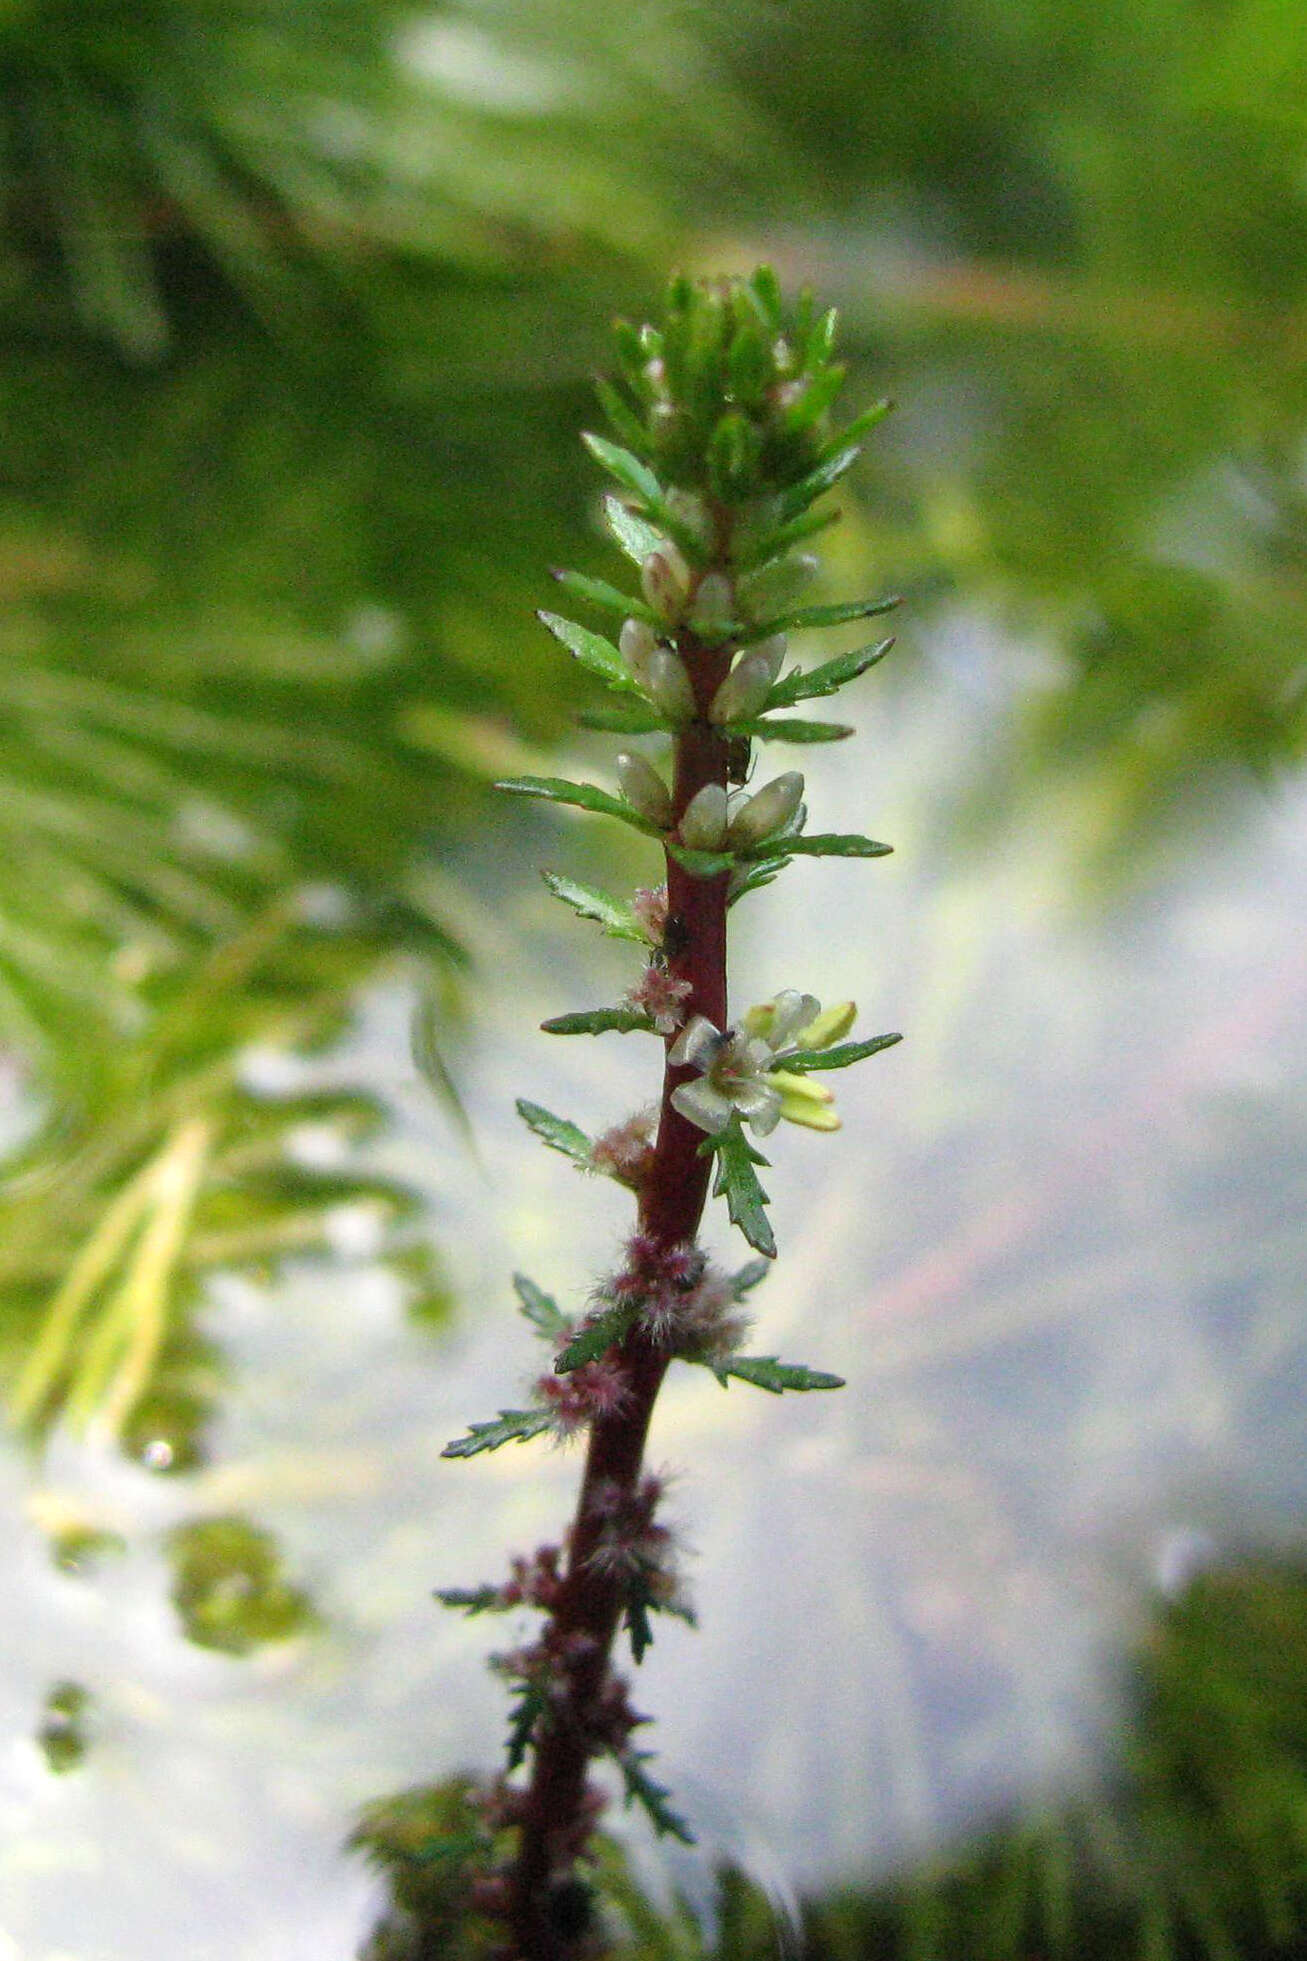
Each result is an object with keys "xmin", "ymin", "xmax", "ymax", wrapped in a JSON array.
[
  {"xmin": 709, "ymin": 647, "xmax": 781, "ymax": 724},
  {"xmin": 689, "ymin": 572, "xmax": 734, "ymax": 637},
  {"xmin": 726, "ymin": 771, "xmax": 805, "ymax": 848},
  {"xmin": 678, "ymin": 783, "xmax": 728, "ymax": 850},
  {"xmin": 619, "ymin": 618, "xmax": 658, "ymax": 688},
  {"xmin": 641, "ymin": 544, "xmax": 692, "ymax": 623},
  {"xmin": 617, "ymin": 752, "xmax": 673, "ymax": 829},
  {"xmin": 646, "ymin": 649, "xmax": 696, "ymax": 724},
  {"xmin": 796, "ymin": 1000, "xmax": 856, "ymax": 1049}
]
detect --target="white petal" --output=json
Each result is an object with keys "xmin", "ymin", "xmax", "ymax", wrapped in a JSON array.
[
  {"xmin": 767, "ymin": 991, "xmax": 822, "ymax": 1050},
  {"xmin": 668, "ymin": 1015, "xmax": 722, "ymax": 1071},
  {"xmin": 730, "ymin": 1079, "xmax": 780, "ymax": 1121},
  {"xmin": 671, "ymin": 1080, "xmax": 733, "ymax": 1133},
  {"xmin": 743, "ymin": 1088, "xmax": 783, "ymax": 1136}
]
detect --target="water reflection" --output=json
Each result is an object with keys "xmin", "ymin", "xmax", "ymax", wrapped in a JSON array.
[{"xmin": 1, "ymin": 660, "xmax": 1305, "ymax": 1954}]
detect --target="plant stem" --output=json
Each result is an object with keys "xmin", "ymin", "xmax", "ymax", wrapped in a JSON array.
[{"xmin": 507, "ymin": 631, "xmax": 734, "ymax": 1958}]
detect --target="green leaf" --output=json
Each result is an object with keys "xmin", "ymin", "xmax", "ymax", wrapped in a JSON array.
[
  {"xmin": 714, "ymin": 1355, "xmax": 846, "ymax": 1393},
  {"xmin": 434, "ymin": 1584, "xmax": 504, "ymax": 1615},
  {"xmin": 818, "ymin": 398, "xmax": 893, "ymax": 462},
  {"xmin": 622, "ymin": 1566, "xmax": 696, "ymax": 1665},
  {"xmin": 704, "ymin": 1115, "xmax": 775, "ymax": 1258},
  {"xmin": 541, "ymin": 1007, "xmax": 656, "ymax": 1036},
  {"xmin": 731, "ymin": 1258, "xmax": 773, "ymax": 1297},
  {"xmin": 553, "ymin": 568, "xmax": 657, "ymax": 626},
  {"xmin": 781, "ymin": 1033, "xmax": 903, "ymax": 1071},
  {"xmin": 665, "ymin": 842, "xmax": 736, "ymax": 878},
  {"xmin": 495, "ymin": 775, "xmax": 659, "ymax": 836},
  {"xmin": 601, "ymin": 495, "xmax": 666, "ymax": 568},
  {"xmin": 540, "ymin": 872, "xmax": 648, "ymax": 943},
  {"xmin": 537, "ymin": 611, "xmax": 638, "ymax": 694},
  {"xmin": 736, "ymin": 504, "xmax": 841, "ymax": 571},
  {"xmin": 576, "ymin": 702, "xmax": 667, "ymax": 735},
  {"xmin": 506, "ymin": 1681, "xmax": 547, "ymax": 1772},
  {"xmin": 745, "ymin": 594, "xmax": 900, "ymax": 642},
  {"xmin": 617, "ymin": 1750, "xmax": 696, "ymax": 1845},
  {"xmin": 728, "ymin": 856, "xmax": 789, "ymax": 905},
  {"xmin": 554, "ymin": 1298, "xmax": 638, "ymax": 1372},
  {"xmin": 737, "ymin": 717, "xmax": 854, "ymax": 743},
  {"xmin": 748, "ymin": 833, "xmax": 892, "ymax": 861},
  {"xmin": 594, "ymin": 377, "xmax": 650, "ymax": 457},
  {"xmin": 765, "ymin": 637, "xmax": 894, "ymax": 708},
  {"xmin": 513, "ymin": 1272, "xmax": 570, "ymax": 1340},
  {"xmin": 773, "ymin": 443, "xmax": 863, "ymax": 524},
  {"xmin": 441, "ymin": 1407, "xmax": 555, "ymax": 1459},
  {"xmin": 582, "ymin": 432, "xmax": 665, "ymax": 509},
  {"xmin": 515, "ymin": 1099, "xmax": 593, "ymax": 1165}
]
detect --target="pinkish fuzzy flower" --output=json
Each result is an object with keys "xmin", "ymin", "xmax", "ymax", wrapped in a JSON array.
[
  {"xmin": 623, "ymin": 961, "xmax": 693, "ymax": 1035},
  {"xmin": 631, "ymin": 884, "xmax": 668, "ymax": 942},
  {"xmin": 538, "ymin": 1359, "xmax": 629, "ymax": 1434},
  {"xmin": 589, "ymin": 1109, "xmax": 656, "ymax": 1187}
]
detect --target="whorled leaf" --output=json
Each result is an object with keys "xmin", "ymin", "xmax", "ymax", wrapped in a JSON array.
[
  {"xmin": 764, "ymin": 637, "xmax": 895, "ymax": 709},
  {"xmin": 541, "ymin": 1007, "xmax": 657, "ymax": 1036},
  {"xmin": 495, "ymin": 774, "xmax": 661, "ymax": 837},
  {"xmin": 513, "ymin": 1272, "xmax": 570, "ymax": 1341},
  {"xmin": 554, "ymin": 1298, "xmax": 639, "ymax": 1373},
  {"xmin": 515, "ymin": 1099, "xmax": 594, "ymax": 1165},
  {"xmin": 711, "ymin": 1355, "xmax": 846, "ymax": 1393},
  {"xmin": 782, "ymin": 1032, "xmax": 904, "ymax": 1071},
  {"xmin": 702, "ymin": 1114, "xmax": 775, "ymax": 1258},
  {"xmin": 540, "ymin": 872, "xmax": 649, "ymax": 942},
  {"xmin": 441, "ymin": 1407, "xmax": 555, "ymax": 1460}
]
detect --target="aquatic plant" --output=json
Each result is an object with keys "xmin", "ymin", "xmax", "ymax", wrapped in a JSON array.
[{"xmin": 436, "ymin": 267, "xmax": 901, "ymax": 1957}]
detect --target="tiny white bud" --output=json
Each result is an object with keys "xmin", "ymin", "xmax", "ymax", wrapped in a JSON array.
[
  {"xmin": 617, "ymin": 752, "xmax": 673, "ymax": 829},
  {"xmin": 727, "ymin": 771, "xmax": 805, "ymax": 848},
  {"xmin": 619, "ymin": 617, "xmax": 658, "ymax": 687},
  {"xmin": 678, "ymin": 783, "xmax": 728, "ymax": 850},
  {"xmin": 641, "ymin": 544, "xmax": 692, "ymax": 622},
  {"xmin": 689, "ymin": 572, "xmax": 734, "ymax": 635},
  {"xmin": 750, "ymin": 634, "xmax": 788, "ymax": 683},
  {"xmin": 709, "ymin": 649, "xmax": 778, "ymax": 725},
  {"xmin": 643, "ymin": 357, "xmax": 668, "ymax": 395},
  {"xmin": 647, "ymin": 649, "xmax": 696, "ymax": 723}
]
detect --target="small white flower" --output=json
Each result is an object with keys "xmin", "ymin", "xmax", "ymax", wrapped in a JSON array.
[{"xmin": 668, "ymin": 989, "xmax": 844, "ymax": 1138}]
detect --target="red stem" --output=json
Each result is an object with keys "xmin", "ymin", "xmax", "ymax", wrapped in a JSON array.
[{"xmin": 506, "ymin": 631, "xmax": 733, "ymax": 1958}]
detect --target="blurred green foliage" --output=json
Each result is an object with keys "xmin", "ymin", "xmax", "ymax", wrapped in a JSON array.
[{"xmin": 0, "ymin": 0, "xmax": 1304, "ymax": 1455}]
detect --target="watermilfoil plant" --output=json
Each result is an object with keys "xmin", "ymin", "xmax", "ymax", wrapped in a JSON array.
[{"xmin": 438, "ymin": 268, "xmax": 901, "ymax": 1959}]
